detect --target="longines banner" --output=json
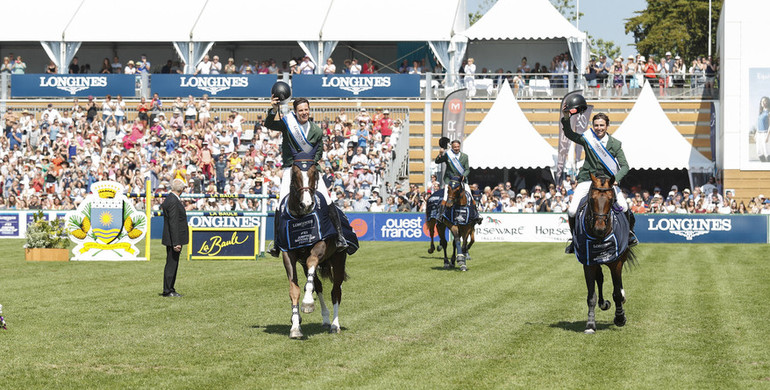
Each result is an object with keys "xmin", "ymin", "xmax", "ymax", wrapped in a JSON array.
[
  {"xmin": 291, "ymin": 74, "xmax": 420, "ymax": 98},
  {"xmin": 11, "ymin": 74, "xmax": 135, "ymax": 97},
  {"xmin": 151, "ymin": 74, "xmax": 276, "ymax": 98}
]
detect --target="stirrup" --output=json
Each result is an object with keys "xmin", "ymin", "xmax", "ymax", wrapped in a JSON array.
[
  {"xmin": 565, "ymin": 239, "xmax": 575, "ymax": 254},
  {"xmin": 628, "ymin": 232, "xmax": 639, "ymax": 247},
  {"xmin": 335, "ymin": 236, "xmax": 349, "ymax": 252},
  {"xmin": 268, "ymin": 243, "xmax": 280, "ymax": 257}
]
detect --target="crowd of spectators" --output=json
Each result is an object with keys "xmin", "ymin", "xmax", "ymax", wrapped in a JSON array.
[{"xmin": 0, "ymin": 97, "xmax": 407, "ymax": 214}]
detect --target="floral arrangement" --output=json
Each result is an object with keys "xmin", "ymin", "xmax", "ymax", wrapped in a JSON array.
[{"xmin": 25, "ymin": 210, "xmax": 71, "ymax": 249}]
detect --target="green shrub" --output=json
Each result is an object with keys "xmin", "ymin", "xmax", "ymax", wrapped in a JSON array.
[{"xmin": 24, "ymin": 210, "xmax": 71, "ymax": 249}]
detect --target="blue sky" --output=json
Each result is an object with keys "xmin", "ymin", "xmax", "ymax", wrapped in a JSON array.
[{"xmin": 468, "ymin": 0, "xmax": 648, "ymax": 57}]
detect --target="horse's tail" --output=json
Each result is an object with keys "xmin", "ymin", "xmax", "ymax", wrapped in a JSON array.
[
  {"xmin": 623, "ymin": 246, "xmax": 638, "ymax": 269},
  {"xmin": 318, "ymin": 255, "xmax": 349, "ymax": 282}
]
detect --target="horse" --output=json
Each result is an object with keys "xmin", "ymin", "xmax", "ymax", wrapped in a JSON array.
[
  {"xmin": 576, "ymin": 173, "xmax": 637, "ymax": 334},
  {"xmin": 440, "ymin": 176, "xmax": 476, "ymax": 271},
  {"xmin": 281, "ymin": 158, "xmax": 349, "ymax": 339},
  {"xmin": 425, "ymin": 190, "xmax": 447, "ymax": 259}
]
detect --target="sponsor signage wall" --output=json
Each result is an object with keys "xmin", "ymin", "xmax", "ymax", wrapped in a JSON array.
[
  {"xmin": 188, "ymin": 227, "xmax": 259, "ymax": 260},
  {"xmin": 11, "ymin": 74, "xmax": 136, "ymax": 97},
  {"xmin": 291, "ymin": 74, "xmax": 420, "ymax": 98},
  {"xmin": 151, "ymin": 74, "xmax": 276, "ymax": 98},
  {"xmin": 637, "ymin": 214, "xmax": 767, "ymax": 243}
]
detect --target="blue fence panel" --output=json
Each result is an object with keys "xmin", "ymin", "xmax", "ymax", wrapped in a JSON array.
[
  {"xmin": 150, "ymin": 74, "xmax": 276, "ymax": 98},
  {"xmin": 636, "ymin": 214, "xmax": 768, "ymax": 243},
  {"xmin": 11, "ymin": 74, "xmax": 136, "ymax": 97},
  {"xmin": 291, "ymin": 74, "xmax": 420, "ymax": 98}
]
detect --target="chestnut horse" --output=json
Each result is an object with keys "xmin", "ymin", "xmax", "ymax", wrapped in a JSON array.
[
  {"xmin": 441, "ymin": 176, "xmax": 476, "ymax": 271},
  {"xmin": 282, "ymin": 158, "xmax": 348, "ymax": 339},
  {"xmin": 578, "ymin": 173, "xmax": 636, "ymax": 334}
]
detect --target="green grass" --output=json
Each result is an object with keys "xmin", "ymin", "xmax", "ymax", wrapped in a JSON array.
[{"xmin": 1, "ymin": 240, "xmax": 770, "ymax": 389}]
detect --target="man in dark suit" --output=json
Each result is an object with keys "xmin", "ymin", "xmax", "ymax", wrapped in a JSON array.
[{"xmin": 161, "ymin": 178, "xmax": 189, "ymax": 297}]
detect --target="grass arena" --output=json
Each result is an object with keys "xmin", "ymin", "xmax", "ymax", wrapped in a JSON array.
[{"xmin": 2, "ymin": 240, "xmax": 769, "ymax": 388}]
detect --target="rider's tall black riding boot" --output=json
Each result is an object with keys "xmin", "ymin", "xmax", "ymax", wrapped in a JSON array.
[
  {"xmin": 329, "ymin": 204, "xmax": 349, "ymax": 253},
  {"xmin": 437, "ymin": 203, "xmax": 447, "ymax": 223},
  {"xmin": 627, "ymin": 210, "xmax": 638, "ymax": 247},
  {"xmin": 268, "ymin": 211, "xmax": 281, "ymax": 257},
  {"xmin": 565, "ymin": 215, "xmax": 576, "ymax": 254}
]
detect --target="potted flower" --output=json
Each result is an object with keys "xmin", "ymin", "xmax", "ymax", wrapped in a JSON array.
[{"xmin": 24, "ymin": 210, "xmax": 71, "ymax": 261}]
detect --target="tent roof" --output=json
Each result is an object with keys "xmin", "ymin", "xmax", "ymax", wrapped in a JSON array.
[
  {"xmin": 192, "ymin": 0, "xmax": 333, "ymax": 42},
  {"xmin": 0, "ymin": 1, "xmax": 80, "ymax": 42},
  {"xmin": 463, "ymin": 0, "xmax": 587, "ymax": 41},
  {"xmin": 464, "ymin": 81, "xmax": 557, "ymax": 169},
  {"xmin": 321, "ymin": 0, "xmax": 465, "ymax": 41},
  {"xmin": 612, "ymin": 82, "xmax": 713, "ymax": 172},
  {"xmin": 64, "ymin": 0, "xmax": 206, "ymax": 42}
]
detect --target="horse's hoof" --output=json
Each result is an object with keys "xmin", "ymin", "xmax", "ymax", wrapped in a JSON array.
[
  {"xmin": 428, "ymin": 247, "xmax": 434, "ymax": 254},
  {"xmin": 322, "ymin": 323, "xmax": 331, "ymax": 330},
  {"xmin": 600, "ymin": 300, "xmax": 612, "ymax": 311},
  {"xmin": 614, "ymin": 315, "xmax": 627, "ymax": 327},
  {"xmin": 460, "ymin": 264, "xmax": 467, "ymax": 272},
  {"xmin": 464, "ymin": 255, "xmax": 471, "ymax": 261},
  {"xmin": 301, "ymin": 302, "xmax": 315, "ymax": 314},
  {"xmin": 443, "ymin": 263, "xmax": 450, "ymax": 269},
  {"xmin": 289, "ymin": 328, "xmax": 303, "ymax": 339},
  {"xmin": 437, "ymin": 245, "xmax": 443, "ymax": 251},
  {"xmin": 584, "ymin": 328, "xmax": 595, "ymax": 335},
  {"xmin": 329, "ymin": 324, "xmax": 341, "ymax": 334}
]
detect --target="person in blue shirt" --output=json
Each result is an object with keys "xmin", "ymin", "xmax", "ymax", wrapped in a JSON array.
[{"xmin": 756, "ymin": 96, "xmax": 770, "ymax": 162}]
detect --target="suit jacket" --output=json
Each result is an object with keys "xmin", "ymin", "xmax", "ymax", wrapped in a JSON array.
[
  {"xmin": 161, "ymin": 192, "xmax": 189, "ymax": 247},
  {"xmin": 435, "ymin": 150, "xmax": 470, "ymax": 183},
  {"xmin": 561, "ymin": 117, "xmax": 629, "ymax": 183}
]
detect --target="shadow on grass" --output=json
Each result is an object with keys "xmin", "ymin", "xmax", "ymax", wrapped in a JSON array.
[
  {"xmin": 253, "ymin": 324, "xmax": 347, "ymax": 337},
  {"xmin": 547, "ymin": 321, "xmax": 613, "ymax": 333}
]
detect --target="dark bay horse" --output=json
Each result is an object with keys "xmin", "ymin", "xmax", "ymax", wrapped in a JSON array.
[
  {"xmin": 577, "ymin": 173, "xmax": 637, "ymax": 334},
  {"xmin": 441, "ymin": 177, "xmax": 476, "ymax": 271},
  {"xmin": 425, "ymin": 190, "xmax": 448, "ymax": 261},
  {"xmin": 282, "ymin": 158, "xmax": 348, "ymax": 339}
]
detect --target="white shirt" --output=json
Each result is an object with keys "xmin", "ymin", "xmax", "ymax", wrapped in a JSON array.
[
  {"xmin": 349, "ymin": 63, "xmax": 361, "ymax": 74},
  {"xmin": 196, "ymin": 61, "xmax": 212, "ymax": 75},
  {"xmin": 299, "ymin": 60, "xmax": 315, "ymax": 74}
]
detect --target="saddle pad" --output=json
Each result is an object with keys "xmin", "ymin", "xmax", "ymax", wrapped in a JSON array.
[
  {"xmin": 275, "ymin": 193, "xmax": 359, "ymax": 254},
  {"xmin": 574, "ymin": 206, "xmax": 629, "ymax": 266},
  {"xmin": 426, "ymin": 189, "xmax": 444, "ymax": 221}
]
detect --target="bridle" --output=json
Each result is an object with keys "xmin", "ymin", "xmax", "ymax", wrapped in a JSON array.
[
  {"xmin": 445, "ymin": 177, "xmax": 467, "ymax": 208},
  {"xmin": 588, "ymin": 182, "xmax": 615, "ymax": 236},
  {"xmin": 291, "ymin": 159, "xmax": 316, "ymax": 195}
]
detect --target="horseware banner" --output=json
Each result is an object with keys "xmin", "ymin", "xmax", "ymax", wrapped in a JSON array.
[
  {"xmin": 555, "ymin": 90, "xmax": 593, "ymax": 183},
  {"xmin": 11, "ymin": 74, "xmax": 135, "ymax": 97}
]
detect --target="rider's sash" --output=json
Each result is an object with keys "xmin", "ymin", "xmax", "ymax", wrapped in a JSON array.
[
  {"xmin": 582, "ymin": 130, "xmax": 619, "ymax": 176},
  {"xmin": 447, "ymin": 151, "xmax": 465, "ymax": 176},
  {"xmin": 281, "ymin": 112, "xmax": 312, "ymax": 154}
]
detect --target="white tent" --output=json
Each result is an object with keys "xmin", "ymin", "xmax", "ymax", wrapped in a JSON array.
[
  {"xmin": 464, "ymin": 80, "xmax": 557, "ymax": 169},
  {"xmin": 461, "ymin": 0, "xmax": 589, "ymax": 75},
  {"xmin": 612, "ymin": 82, "xmax": 714, "ymax": 186}
]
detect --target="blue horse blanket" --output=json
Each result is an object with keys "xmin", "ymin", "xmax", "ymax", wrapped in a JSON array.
[
  {"xmin": 573, "ymin": 201, "xmax": 629, "ymax": 266},
  {"xmin": 275, "ymin": 193, "xmax": 359, "ymax": 255},
  {"xmin": 425, "ymin": 189, "xmax": 478, "ymax": 226}
]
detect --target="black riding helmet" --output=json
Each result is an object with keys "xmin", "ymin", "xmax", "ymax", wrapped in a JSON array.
[{"xmin": 563, "ymin": 93, "xmax": 588, "ymax": 115}]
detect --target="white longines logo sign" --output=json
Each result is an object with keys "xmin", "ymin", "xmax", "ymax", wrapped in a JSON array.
[
  {"xmin": 179, "ymin": 76, "xmax": 249, "ymax": 95},
  {"xmin": 39, "ymin": 76, "xmax": 107, "ymax": 95},
  {"xmin": 647, "ymin": 217, "xmax": 732, "ymax": 240},
  {"xmin": 321, "ymin": 76, "xmax": 391, "ymax": 95}
]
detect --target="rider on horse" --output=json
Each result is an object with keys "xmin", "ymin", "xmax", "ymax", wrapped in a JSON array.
[
  {"xmin": 434, "ymin": 139, "xmax": 483, "ymax": 225},
  {"xmin": 265, "ymin": 95, "xmax": 348, "ymax": 257},
  {"xmin": 561, "ymin": 95, "xmax": 637, "ymax": 253}
]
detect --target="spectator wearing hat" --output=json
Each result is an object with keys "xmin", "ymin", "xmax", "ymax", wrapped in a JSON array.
[
  {"xmin": 124, "ymin": 60, "xmax": 136, "ymax": 75},
  {"xmin": 348, "ymin": 58, "xmax": 362, "ymax": 74},
  {"xmin": 375, "ymin": 109, "xmax": 393, "ymax": 139}
]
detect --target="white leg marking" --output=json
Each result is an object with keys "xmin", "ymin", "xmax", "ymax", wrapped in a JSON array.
[
  {"xmin": 330, "ymin": 302, "xmax": 341, "ymax": 333},
  {"xmin": 302, "ymin": 266, "xmax": 316, "ymax": 306},
  {"xmin": 318, "ymin": 293, "xmax": 330, "ymax": 326}
]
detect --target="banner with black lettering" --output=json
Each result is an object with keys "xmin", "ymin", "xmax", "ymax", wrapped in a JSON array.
[
  {"xmin": 555, "ymin": 90, "xmax": 592, "ymax": 184},
  {"xmin": 442, "ymin": 88, "xmax": 467, "ymax": 143}
]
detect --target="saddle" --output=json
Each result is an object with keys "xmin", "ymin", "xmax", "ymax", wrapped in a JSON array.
[
  {"xmin": 427, "ymin": 188, "xmax": 478, "ymax": 226},
  {"xmin": 573, "ymin": 199, "xmax": 629, "ymax": 266},
  {"xmin": 274, "ymin": 193, "xmax": 359, "ymax": 254}
]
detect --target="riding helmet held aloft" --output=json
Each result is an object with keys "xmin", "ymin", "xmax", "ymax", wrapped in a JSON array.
[
  {"xmin": 271, "ymin": 81, "xmax": 292, "ymax": 101},
  {"xmin": 563, "ymin": 93, "xmax": 588, "ymax": 115},
  {"xmin": 438, "ymin": 136, "xmax": 450, "ymax": 149}
]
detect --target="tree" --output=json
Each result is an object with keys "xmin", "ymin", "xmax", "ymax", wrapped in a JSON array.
[
  {"xmin": 550, "ymin": 0, "xmax": 583, "ymax": 24},
  {"xmin": 469, "ymin": 0, "xmax": 497, "ymax": 25},
  {"xmin": 591, "ymin": 38, "xmax": 622, "ymax": 61},
  {"xmin": 625, "ymin": 0, "xmax": 722, "ymax": 61}
]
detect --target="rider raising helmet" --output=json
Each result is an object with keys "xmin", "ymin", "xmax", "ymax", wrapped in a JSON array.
[
  {"xmin": 435, "ymin": 139, "xmax": 483, "ymax": 225},
  {"xmin": 561, "ymin": 108, "xmax": 637, "ymax": 253},
  {"xmin": 264, "ymin": 95, "xmax": 348, "ymax": 256}
]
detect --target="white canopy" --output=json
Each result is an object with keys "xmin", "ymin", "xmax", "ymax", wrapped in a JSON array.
[
  {"xmin": 613, "ymin": 81, "xmax": 714, "ymax": 173},
  {"xmin": 464, "ymin": 81, "xmax": 557, "ymax": 169},
  {"xmin": 461, "ymin": 0, "xmax": 589, "ymax": 73}
]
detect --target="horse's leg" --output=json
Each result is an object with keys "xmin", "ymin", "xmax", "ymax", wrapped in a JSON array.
[
  {"xmin": 608, "ymin": 259, "xmax": 627, "ymax": 327},
  {"xmin": 452, "ymin": 226, "xmax": 466, "ymax": 271},
  {"xmin": 315, "ymin": 275, "xmax": 330, "ymax": 329},
  {"xmin": 329, "ymin": 253, "xmax": 346, "ymax": 334},
  {"xmin": 583, "ymin": 264, "xmax": 598, "ymax": 334},
  {"xmin": 301, "ymin": 242, "xmax": 327, "ymax": 313},
  {"xmin": 283, "ymin": 252, "xmax": 303, "ymax": 339},
  {"xmin": 439, "ymin": 223, "xmax": 451, "ymax": 268},
  {"xmin": 427, "ymin": 220, "xmax": 436, "ymax": 254},
  {"xmin": 463, "ymin": 227, "xmax": 475, "ymax": 261},
  {"xmin": 596, "ymin": 266, "xmax": 612, "ymax": 311}
]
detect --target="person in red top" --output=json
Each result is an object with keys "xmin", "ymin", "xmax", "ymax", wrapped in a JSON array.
[
  {"xmin": 375, "ymin": 109, "xmax": 393, "ymax": 139},
  {"xmin": 643, "ymin": 56, "xmax": 658, "ymax": 87},
  {"xmin": 362, "ymin": 58, "xmax": 375, "ymax": 74}
]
